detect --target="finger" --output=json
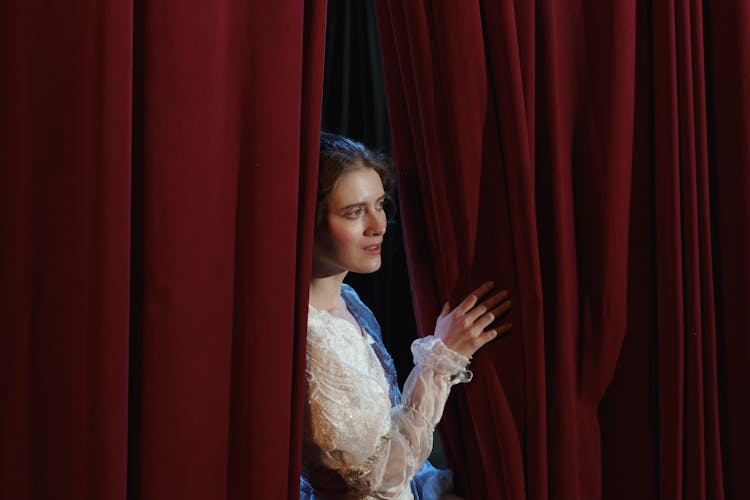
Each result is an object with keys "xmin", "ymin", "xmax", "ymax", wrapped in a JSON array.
[
  {"xmin": 440, "ymin": 301, "xmax": 451, "ymax": 317},
  {"xmin": 475, "ymin": 311, "xmax": 496, "ymax": 332},
  {"xmin": 487, "ymin": 299, "xmax": 511, "ymax": 320},
  {"xmin": 472, "ymin": 280, "xmax": 495, "ymax": 296},
  {"xmin": 456, "ymin": 281, "xmax": 494, "ymax": 315},
  {"xmin": 467, "ymin": 289, "xmax": 507, "ymax": 322},
  {"xmin": 495, "ymin": 322, "xmax": 512, "ymax": 336},
  {"xmin": 479, "ymin": 289, "xmax": 510, "ymax": 311},
  {"xmin": 481, "ymin": 322, "xmax": 512, "ymax": 345},
  {"xmin": 481, "ymin": 328, "xmax": 498, "ymax": 342},
  {"xmin": 465, "ymin": 304, "xmax": 488, "ymax": 322},
  {"xmin": 456, "ymin": 294, "xmax": 479, "ymax": 315}
]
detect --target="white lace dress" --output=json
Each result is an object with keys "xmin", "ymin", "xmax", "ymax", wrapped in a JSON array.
[{"xmin": 302, "ymin": 288, "xmax": 472, "ymax": 499}]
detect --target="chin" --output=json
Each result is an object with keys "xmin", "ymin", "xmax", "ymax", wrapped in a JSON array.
[{"xmin": 353, "ymin": 259, "xmax": 382, "ymax": 274}]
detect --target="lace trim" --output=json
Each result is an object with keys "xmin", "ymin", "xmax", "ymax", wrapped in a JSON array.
[
  {"xmin": 342, "ymin": 434, "xmax": 391, "ymax": 485},
  {"xmin": 413, "ymin": 336, "xmax": 471, "ymax": 371}
]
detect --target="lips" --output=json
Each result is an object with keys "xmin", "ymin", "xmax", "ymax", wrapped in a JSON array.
[{"xmin": 363, "ymin": 243, "xmax": 382, "ymax": 255}]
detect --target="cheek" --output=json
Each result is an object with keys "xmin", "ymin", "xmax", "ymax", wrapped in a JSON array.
[
  {"xmin": 316, "ymin": 219, "xmax": 361, "ymax": 259},
  {"xmin": 327, "ymin": 224, "xmax": 361, "ymax": 252}
]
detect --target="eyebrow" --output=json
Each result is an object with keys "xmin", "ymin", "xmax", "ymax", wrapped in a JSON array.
[{"xmin": 336, "ymin": 195, "xmax": 386, "ymax": 212}]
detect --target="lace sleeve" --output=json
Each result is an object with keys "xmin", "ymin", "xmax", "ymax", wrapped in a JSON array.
[
  {"xmin": 306, "ymin": 316, "xmax": 471, "ymax": 499},
  {"xmin": 353, "ymin": 336, "xmax": 471, "ymax": 498}
]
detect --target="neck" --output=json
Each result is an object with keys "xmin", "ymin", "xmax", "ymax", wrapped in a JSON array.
[{"xmin": 309, "ymin": 271, "xmax": 348, "ymax": 310}]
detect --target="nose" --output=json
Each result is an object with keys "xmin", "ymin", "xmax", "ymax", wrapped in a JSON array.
[{"xmin": 365, "ymin": 209, "xmax": 387, "ymax": 236}]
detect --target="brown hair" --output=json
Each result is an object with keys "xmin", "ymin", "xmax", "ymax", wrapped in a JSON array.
[{"xmin": 316, "ymin": 132, "xmax": 395, "ymax": 226}]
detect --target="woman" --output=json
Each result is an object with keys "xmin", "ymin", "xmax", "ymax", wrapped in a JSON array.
[{"xmin": 301, "ymin": 133, "xmax": 512, "ymax": 499}]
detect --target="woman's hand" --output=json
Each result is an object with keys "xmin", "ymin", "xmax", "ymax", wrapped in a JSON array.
[{"xmin": 434, "ymin": 281, "xmax": 511, "ymax": 358}]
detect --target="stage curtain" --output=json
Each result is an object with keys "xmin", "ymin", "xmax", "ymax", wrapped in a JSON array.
[
  {"xmin": 376, "ymin": 1, "xmax": 750, "ymax": 499},
  {"xmin": 0, "ymin": 1, "xmax": 326, "ymax": 499}
]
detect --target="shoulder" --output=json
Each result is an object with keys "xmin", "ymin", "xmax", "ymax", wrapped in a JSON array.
[{"xmin": 306, "ymin": 306, "xmax": 341, "ymax": 352}]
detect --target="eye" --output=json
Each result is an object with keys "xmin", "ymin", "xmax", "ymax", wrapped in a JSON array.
[
  {"xmin": 343, "ymin": 208, "xmax": 364, "ymax": 219},
  {"xmin": 376, "ymin": 199, "xmax": 385, "ymax": 211}
]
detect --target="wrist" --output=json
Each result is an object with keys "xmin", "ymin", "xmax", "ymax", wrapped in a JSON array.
[{"xmin": 412, "ymin": 336, "xmax": 473, "ymax": 384}]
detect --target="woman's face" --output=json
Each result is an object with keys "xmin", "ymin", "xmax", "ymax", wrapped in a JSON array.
[{"xmin": 313, "ymin": 166, "xmax": 387, "ymax": 277}]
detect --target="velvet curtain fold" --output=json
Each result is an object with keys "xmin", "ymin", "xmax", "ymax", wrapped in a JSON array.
[
  {"xmin": 0, "ymin": 1, "xmax": 326, "ymax": 499},
  {"xmin": 376, "ymin": 1, "xmax": 750, "ymax": 499}
]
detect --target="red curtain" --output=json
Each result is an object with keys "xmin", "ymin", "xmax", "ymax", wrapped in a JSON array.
[
  {"xmin": 0, "ymin": 1, "xmax": 326, "ymax": 499},
  {"xmin": 377, "ymin": 1, "xmax": 750, "ymax": 499}
]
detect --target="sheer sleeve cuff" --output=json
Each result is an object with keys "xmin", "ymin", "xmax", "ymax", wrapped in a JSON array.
[{"xmin": 411, "ymin": 336, "xmax": 473, "ymax": 385}]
